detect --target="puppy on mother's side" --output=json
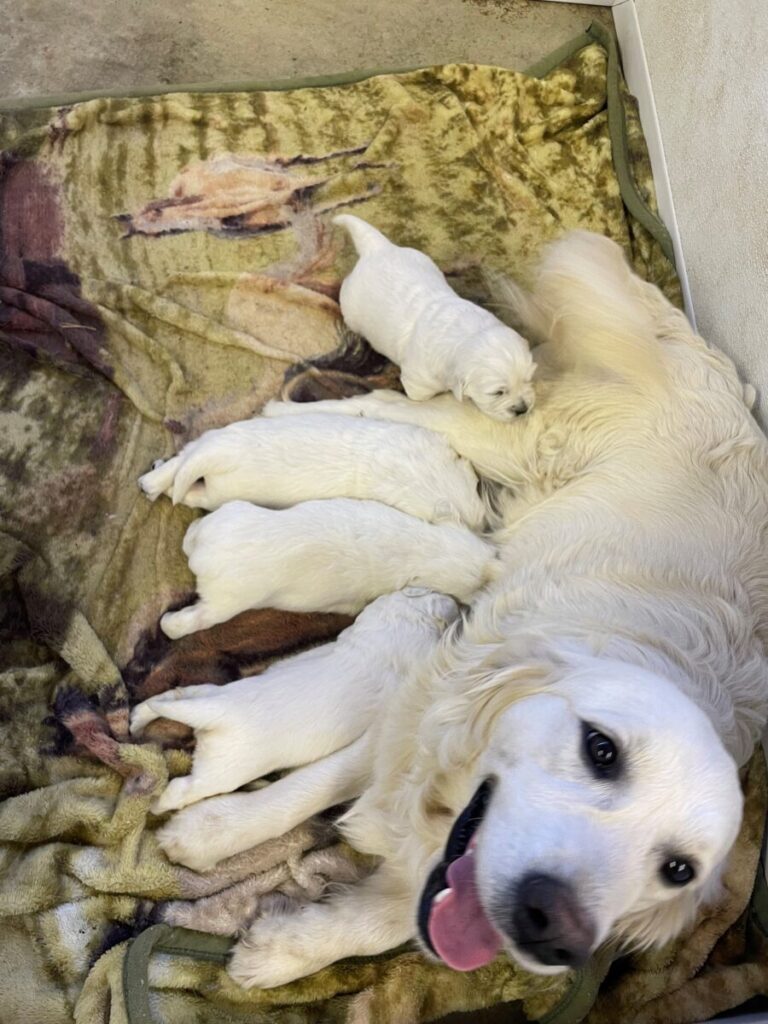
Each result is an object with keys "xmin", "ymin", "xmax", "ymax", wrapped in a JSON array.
[
  {"xmin": 160, "ymin": 498, "xmax": 496, "ymax": 639},
  {"xmin": 334, "ymin": 214, "xmax": 536, "ymax": 421}
]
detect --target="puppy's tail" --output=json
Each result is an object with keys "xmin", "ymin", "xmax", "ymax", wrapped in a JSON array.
[
  {"xmin": 490, "ymin": 231, "xmax": 669, "ymax": 391},
  {"xmin": 333, "ymin": 214, "xmax": 391, "ymax": 255}
]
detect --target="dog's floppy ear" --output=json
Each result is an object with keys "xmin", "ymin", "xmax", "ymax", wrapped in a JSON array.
[{"xmin": 424, "ymin": 633, "xmax": 568, "ymax": 770}]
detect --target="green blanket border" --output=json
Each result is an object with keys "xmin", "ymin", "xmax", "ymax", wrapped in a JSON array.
[
  {"xmin": 0, "ymin": 23, "xmax": 674, "ymax": 268},
  {"xmin": 2, "ymin": 23, "xmax": 675, "ymax": 1024}
]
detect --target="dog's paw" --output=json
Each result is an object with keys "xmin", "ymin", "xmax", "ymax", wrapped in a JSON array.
[
  {"xmin": 229, "ymin": 913, "xmax": 322, "ymax": 989},
  {"xmin": 155, "ymin": 797, "xmax": 239, "ymax": 871}
]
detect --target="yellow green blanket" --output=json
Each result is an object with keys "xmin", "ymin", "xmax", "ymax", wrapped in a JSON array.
[{"xmin": 1, "ymin": 22, "xmax": 766, "ymax": 1024}]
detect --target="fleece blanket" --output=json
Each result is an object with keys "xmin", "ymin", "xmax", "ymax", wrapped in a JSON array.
[{"xmin": 1, "ymin": 21, "xmax": 766, "ymax": 1024}]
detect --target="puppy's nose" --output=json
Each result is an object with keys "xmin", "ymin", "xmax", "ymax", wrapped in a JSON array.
[
  {"xmin": 510, "ymin": 399, "xmax": 529, "ymax": 416},
  {"xmin": 511, "ymin": 873, "xmax": 596, "ymax": 968}
]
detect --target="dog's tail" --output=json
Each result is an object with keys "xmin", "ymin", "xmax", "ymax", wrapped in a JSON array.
[
  {"xmin": 490, "ymin": 231, "xmax": 669, "ymax": 391},
  {"xmin": 333, "ymin": 213, "xmax": 390, "ymax": 255}
]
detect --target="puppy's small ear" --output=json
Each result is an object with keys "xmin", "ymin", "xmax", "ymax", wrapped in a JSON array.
[{"xmin": 454, "ymin": 358, "xmax": 480, "ymax": 402}]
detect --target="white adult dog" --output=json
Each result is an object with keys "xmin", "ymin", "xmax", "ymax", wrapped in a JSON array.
[
  {"xmin": 334, "ymin": 214, "xmax": 536, "ymax": 420},
  {"xmin": 147, "ymin": 231, "xmax": 768, "ymax": 990},
  {"xmin": 132, "ymin": 589, "xmax": 458, "ymax": 837},
  {"xmin": 137, "ymin": 413, "xmax": 485, "ymax": 528},
  {"xmin": 160, "ymin": 498, "xmax": 496, "ymax": 638}
]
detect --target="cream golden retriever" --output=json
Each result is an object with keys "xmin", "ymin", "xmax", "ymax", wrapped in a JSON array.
[{"xmin": 135, "ymin": 231, "xmax": 768, "ymax": 989}]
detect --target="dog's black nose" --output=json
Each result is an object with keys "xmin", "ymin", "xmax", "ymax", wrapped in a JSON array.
[
  {"xmin": 511, "ymin": 399, "xmax": 529, "ymax": 416},
  {"xmin": 511, "ymin": 873, "xmax": 595, "ymax": 968}
]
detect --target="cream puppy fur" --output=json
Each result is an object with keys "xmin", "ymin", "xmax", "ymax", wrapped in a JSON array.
[
  {"xmin": 138, "ymin": 413, "xmax": 485, "ymax": 528},
  {"xmin": 160, "ymin": 498, "xmax": 496, "ymax": 638},
  {"xmin": 132, "ymin": 590, "xmax": 458, "ymax": 857},
  {"xmin": 334, "ymin": 214, "xmax": 535, "ymax": 420},
  {"xmin": 151, "ymin": 232, "xmax": 768, "ymax": 991}
]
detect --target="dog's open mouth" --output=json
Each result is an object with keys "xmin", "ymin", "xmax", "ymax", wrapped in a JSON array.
[{"xmin": 417, "ymin": 778, "xmax": 503, "ymax": 971}]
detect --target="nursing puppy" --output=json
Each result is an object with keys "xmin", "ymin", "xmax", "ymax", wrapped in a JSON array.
[
  {"xmin": 334, "ymin": 214, "xmax": 535, "ymax": 420},
  {"xmin": 132, "ymin": 590, "xmax": 459, "ymax": 857},
  {"xmin": 138, "ymin": 413, "xmax": 484, "ymax": 528},
  {"xmin": 160, "ymin": 498, "xmax": 496, "ymax": 639},
  {"xmin": 156, "ymin": 232, "xmax": 768, "ymax": 990}
]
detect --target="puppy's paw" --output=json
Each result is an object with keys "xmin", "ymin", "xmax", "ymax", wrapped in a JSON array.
[
  {"xmin": 151, "ymin": 774, "xmax": 209, "ymax": 815},
  {"xmin": 130, "ymin": 700, "xmax": 161, "ymax": 736},
  {"xmin": 138, "ymin": 455, "xmax": 180, "ymax": 501},
  {"xmin": 229, "ymin": 913, "xmax": 321, "ymax": 989},
  {"xmin": 155, "ymin": 797, "xmax": 239, "ymax": 871},
  {"xmin": 131, "ymin": 683, "xmax": 222, "ymax": 738},
  {"xmin": 160, "ymin": 605, "xmax": 212, "ymax": 640},
  {"xmin": 261, "ymin": 399, "xmax": 294, "ymax": 418}
]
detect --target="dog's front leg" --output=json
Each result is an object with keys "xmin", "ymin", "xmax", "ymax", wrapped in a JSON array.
[
  {"xmin": 228, "ymin": 861, "xmax": 418, "ymax": 989},
  {"xmin": 263, "ymin": 392, "xmax": 527, "ymax": 484}
]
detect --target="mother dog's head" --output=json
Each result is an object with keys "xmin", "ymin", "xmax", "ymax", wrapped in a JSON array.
[{"xmin": 417, "ymin": 655, "xmax": 743, "ymax": 975}]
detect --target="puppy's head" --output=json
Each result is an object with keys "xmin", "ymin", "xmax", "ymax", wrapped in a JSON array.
[
  {"xmin": 417, "ymin": 659, "xmax": 742, "ymax": 975},
  {"xmin": 455, "ymin": 326, "xmax": 536, "ymax": 421},
  {"xmin": 357, "ymin": 588, "xmax": 460, "ymax": 637}
]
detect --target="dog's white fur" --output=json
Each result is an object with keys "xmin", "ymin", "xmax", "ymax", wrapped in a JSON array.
[
  {"xmin": 134, "ymin": 590, "xmax": 458, "ymax": 855},
  {"xmin": 132, "ymin": 590, "xmax": 458, "ymax": 815},
  {"xmin": 148, "ymin": 231, "xmax": 768, "ymax": 990},
  {"xmin": 138, "ymin": 413, "xmax": 485, "ymax": 528},
  {"xmin": 160, "ymin": 498, "xmax": 496, "ymax": 638},
  {"xmin": 334, "ymin": 214, "xmax": 536, "ymax": 420}
]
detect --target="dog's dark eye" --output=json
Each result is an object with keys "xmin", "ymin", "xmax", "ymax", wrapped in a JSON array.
[
  {"xmin": 583, "ymin": 726, "xmax": 619, "ymax": 776},
  {"xmin": 661, "ymin": 857, "xmax": 695, "ymax": 886},
  {"xmin": 492, "ymin": 389, "xmax": 506, "ymax": 397}
]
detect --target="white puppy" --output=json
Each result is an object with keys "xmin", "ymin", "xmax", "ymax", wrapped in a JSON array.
[
  {"xmin": 133, "ymin": 590, "xmax": 458, "ymax": 861},
  {"xmin": 160, "ymin": 498, "xmax": 496, "ymax": 638},
  {"xmin": 333, "ymin": 214, "xmax": 535, "ymax": 420},
  {"xmin": 137, "ymin": 413, "xmax": 484, "ymax": 528}
]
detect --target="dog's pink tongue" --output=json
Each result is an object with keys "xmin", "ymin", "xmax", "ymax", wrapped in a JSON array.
[{"xmin": 428, "ymin": 852, "xmax": 503, "ymax": 971}]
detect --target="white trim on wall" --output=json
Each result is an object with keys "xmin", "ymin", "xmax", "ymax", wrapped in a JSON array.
[
  {"xmin": 611, "ymin": 0, "xmax": 696, "ymax": 326},
  {"xmin": 541, "ymin": 7, "xmax": 766, "ymax": 1022},
  {"xmin": 536, "ymin": 0, "xmax": 696, "ymax": 327}
]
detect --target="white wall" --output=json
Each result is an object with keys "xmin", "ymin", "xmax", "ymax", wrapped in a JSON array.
[{"xmin": 632, "ymin": 0, "xmax": 768, "ymax": 424}]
